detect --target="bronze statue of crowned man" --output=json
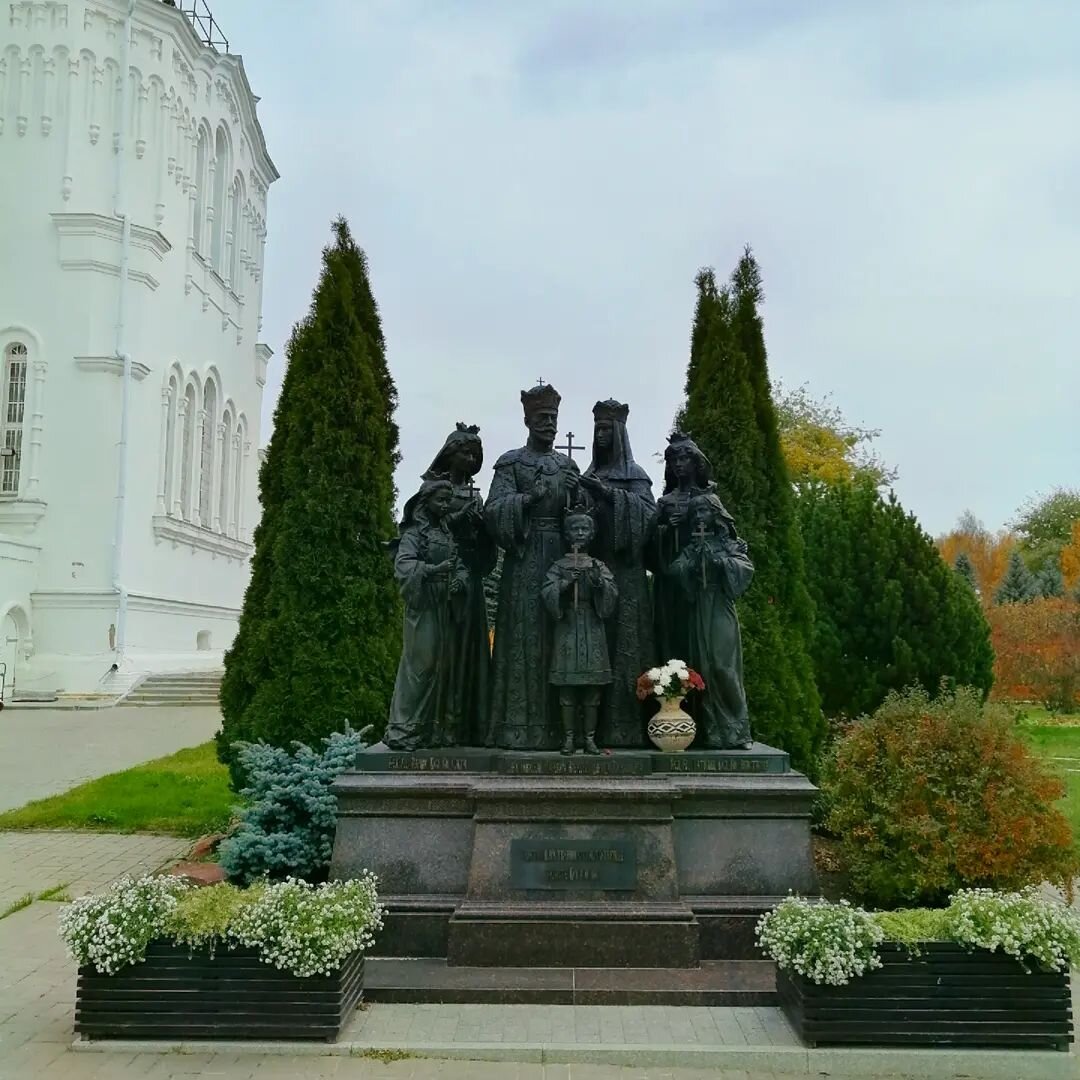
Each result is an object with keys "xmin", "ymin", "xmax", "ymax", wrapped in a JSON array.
[{"xmin": 383, "ymin": 391, "xmax": 756, "ymax": 754}]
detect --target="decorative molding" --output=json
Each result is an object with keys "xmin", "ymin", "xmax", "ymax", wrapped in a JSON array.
[
  {"xmin": 74, "ymin": 356, "xmax": 151, "ymax": 380},
  {"xmin": 0, "ymin": 498, "xmax": 48, "ymax": 532},
  {"xmin": 52, "ymin": 212, "xmax": 171, "ymax": 292},
  {"xmin": 8, "ymin": 2, "xmax": 68, "ymax": 31},
  {"xmin": 152, "ymin": 514, "xmax": 252, "ymax": 562},
  {"xmin": 31, "ymin": 588, "xmax": 240, "ymax": 621},
  {"xmin": 254, "ymin": 342, "xmax": 272, "ymax": 388}
]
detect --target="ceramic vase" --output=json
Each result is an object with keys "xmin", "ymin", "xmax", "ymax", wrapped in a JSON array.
[{"xmin": 647, "ymin": 697, "xmax": 696, "ymax": 753}]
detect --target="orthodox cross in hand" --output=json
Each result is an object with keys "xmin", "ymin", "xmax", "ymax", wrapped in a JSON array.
[
  {"xmin": 570, "ymin": 540, "xmax": 583, "ymax": 610},
  {"xmin": 691, "ymin": 520, "xmax": 709, "ymax": 588},
  {"xmin": 464, "ymin": 478, "xmax": 481, "ymax": 505},
  {"xmin": 556, "ymin": 431, "xmax": 586, "ymax": 509}
]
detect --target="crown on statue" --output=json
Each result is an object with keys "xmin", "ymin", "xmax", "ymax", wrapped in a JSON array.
[
  {"xmin": 521, "ymin": 383, "xmax": 561, "ymax": 420},
  {"xmin": 455, "ymin": 422, "xmax": 480, "ymax": 435},
  {"xmin": 593, "ymin": 398, "xmax": 629, "ymax": 423}
]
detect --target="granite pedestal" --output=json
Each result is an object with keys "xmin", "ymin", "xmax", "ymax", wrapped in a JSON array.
[{"xmin": 329, "ymin": 743, "xmax": 817, "ymax": 999}]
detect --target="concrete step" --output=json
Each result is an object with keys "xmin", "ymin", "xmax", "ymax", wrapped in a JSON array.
[{"xmin": 121, "ymin": 696, "xmax": 220, "ymax": 707}]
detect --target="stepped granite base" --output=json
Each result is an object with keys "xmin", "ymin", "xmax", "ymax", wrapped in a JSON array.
[{"xmin": 330, "ymin": 743, "xmax": 817, "ymax": 986}]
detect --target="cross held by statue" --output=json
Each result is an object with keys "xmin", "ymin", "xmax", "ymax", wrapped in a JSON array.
[
  {"xmin": 557, "ymin": 431, "xmax": 585, "ymax": 462},
  {"xmin": 570, "ymin": 540, "xmax": 583, "ymax": 610},
  {"xmin": 692, "ymin": 520, "xmax": 709, "ymax": 588}
]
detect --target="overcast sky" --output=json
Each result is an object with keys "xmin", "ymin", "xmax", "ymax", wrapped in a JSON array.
[{"xmin": 224, "ymin": 0, "xmax": 1078, "ymax": 537}]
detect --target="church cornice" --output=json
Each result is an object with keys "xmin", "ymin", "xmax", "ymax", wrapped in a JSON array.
[
  {"xmin": 152, "ymin": 513, "xmax": 252, "ymax": 562},
  {"xmin": 75, "ymin": 356, "xmax": 151, "ymax": 380},
  {"xmin": 52, "ymin": 212, "xmax": 171, "ymax": 292}
]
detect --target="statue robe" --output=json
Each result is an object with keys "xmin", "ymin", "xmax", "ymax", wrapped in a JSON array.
[
  {"xmin": 486, "ymin": 445, "xmax": 581, "ymax": 749},
  {"xmin": 651, "ymin": 486, "xmax": 709, "ymax": 664},
  {"xmin": 385, "ymin": 518, "xmax": 469, "ymax": 751},
  {"xmin": 585, "ymin": 464, "xmax": 656, "ymax": 746},
  {"xmin": 542, "ymin": 556, "xmax": 618, "ymax": 687},
  {"xmin": 444, "ymin": 482, "xmax": 497, "ymax": 745},
  {"xmin": 669, "ymin": 535, "xmax": 754, "ymax": 748}
]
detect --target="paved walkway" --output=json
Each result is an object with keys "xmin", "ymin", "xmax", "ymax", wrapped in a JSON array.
[
  {"xmin": 3, "ymin": 831, "xmax": 1076, "ymax": 1078},
  {"xmin": 0, "ymin": 704, "xmax": 221, "ymax": 811}
]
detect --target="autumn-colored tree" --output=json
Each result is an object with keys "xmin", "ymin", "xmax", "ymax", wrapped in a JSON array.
[
  {"xmin": 1011, "ymin": 487, "xmax": 1080, "ymax": 575},
  {"xmin": 989, "ymin": 597, "xmax": 1080, "ymax": 712},
  {"xmin": 772, "ymin": 382, "xmax": 896, "ymax": 490},
  {"xmin": 937, "ymin": 510, "xmax": 1014, "ymax": 602},
  {"xmin": 1060, "ymin": 519, "xmax": 1080, "ymax": 592}
]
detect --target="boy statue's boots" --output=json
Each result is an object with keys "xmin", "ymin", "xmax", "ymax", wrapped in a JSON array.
[
  {"xmin": 560, "ymin": 705, "xmax": 577, "ymax": 755},
  {"xmin": 582, "ymin": 705, "xmax": 601, "ymax": 755}
]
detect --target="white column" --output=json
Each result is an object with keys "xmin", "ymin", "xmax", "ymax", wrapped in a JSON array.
[
  {"xmin": 0, "ymin": 57, "xmax": 7, "ymax": 136},
  {"xmin": 229, "ymin": 431, "xmax": 241, "ymax": 538},
  {"xmin": 191, "ymin": 409, "xmax": 207, "ymax": 527},
  {"xmin": 24, "ymin": 360, "xmax": 47, "ymax": 496},
  {"xmin": 42, "ymin": 57, "xmax": 55, "ymax": 136},
  {"xmin": 16, "ymin": 56, "xmax": 31, "ymax": 136},
  {"xmin": 211, "ymin": 421, "xmax": 226, "ymax": 532},
  {"xmin": 170, "ymin": 396, "xmax": 187, "ymax": 517},
  {"xmin": 238, "ymin": 440, "xmax": 252, "ymax": 541},
  {"xmin": 135, "ymin": 80, "xmax": 147, "ymax": 159},
  {"xmin": 155, "ymin": 385, "xmax": 170, "ymax": 515},
  {"xmin": 155, "ymin": 90, "xmax": 169, "ymax": 226},
  {"xmin": 61, "ymin": 57, "xmax": 78, "ymax": 200},
  {"xmin": 89, "ymin": 64, "xmax": 102, "ymax": 145}
]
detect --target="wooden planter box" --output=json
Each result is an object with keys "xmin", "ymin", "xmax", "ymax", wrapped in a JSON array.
[
  {"xmin": 777, "ymin": 942, "xmax": 1073, "ymax": 1050},
  {"xmin": 75, "ymin": 941, "xmax": 365, "ymax": 1042}
]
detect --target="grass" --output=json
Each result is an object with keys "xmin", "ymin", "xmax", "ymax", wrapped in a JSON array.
[
  {"xmin": 0, "ymin": 883, "xmax": 72, "ymax": 921},
  {"xmin": 0, "ymin": 742, "xmax": 235, "ymax": 838},
  {"xmin": 1022, "ymin": 724, "xmax": 1080, "ymax": 845}
]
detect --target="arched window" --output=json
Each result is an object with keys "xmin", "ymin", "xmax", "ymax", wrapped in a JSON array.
[
  {"xmin": 180, "ymin": 384, "xmax": 196, "ymax": 520},
  {"xmin": 219, "ymin": 406, "xmax": 232, "ymax": 535},
  {"xmin": 193, "ymin": 128, "xmax": 208, "ymax": 256},
  {"xmin": 1, "ymin": 343, "xmax": 28, "ymax": 495},
  {"xmin": 198, "ymin": 380, "xmax": 217, "ymax": 527},
  {"xmin": 211, "ymin": 127, "xmax": 228, "ymax": 271},
  {"xmin": 163, "ymin": 374, "xmax": 178, "ymax": 511}
]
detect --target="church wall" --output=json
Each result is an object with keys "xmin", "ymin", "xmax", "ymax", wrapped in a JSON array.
[{"xmin": 0, "ymin": 0, "xmax": 277, "ymax": 696}]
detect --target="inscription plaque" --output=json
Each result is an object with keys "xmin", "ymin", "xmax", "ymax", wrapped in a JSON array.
[{"xmin": 510, "ymin": 839, "xmax": 637, "ymax": 891}]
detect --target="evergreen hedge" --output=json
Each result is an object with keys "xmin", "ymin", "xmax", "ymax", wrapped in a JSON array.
[
  {"xmin": 218, "ymin": 220, "xmax": 401, "ymax": 786},
  {"xmin": 679, "ymin": 250, "xmax": 824, "ymax": 771}
]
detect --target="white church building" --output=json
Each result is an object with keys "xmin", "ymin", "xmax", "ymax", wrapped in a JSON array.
[{"xmin": 0, "ymin": 0, "xmax": 277, "ymax": 699}]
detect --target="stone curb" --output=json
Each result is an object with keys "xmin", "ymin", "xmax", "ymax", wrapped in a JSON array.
[{"xmin": 72, "ymin": 1037, "xmax": 1076, "ymax": 1078}]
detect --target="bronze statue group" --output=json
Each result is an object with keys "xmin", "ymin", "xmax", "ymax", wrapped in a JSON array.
[{"xmin": 384, "ymin": 384, "xmax": 755, "ymax": 755}]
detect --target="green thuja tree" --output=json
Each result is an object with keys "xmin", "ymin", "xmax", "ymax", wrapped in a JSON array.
[
  {"xmin": 953, "ymin": 551, "xmax": 977, "ymax": 591},
  {"xmin": 995, "ymin": 551, "xmax": 1039, "ymax": 605},
  {"xmin": 218, "ymin": 219, "xmax": 401, "ymax": 787},
  {"xmin": 797, "ymin": 481, "xmax": 995, "ymax": 717},
  {"xmin": 680, "ymin": 252, "xmax": 824, "ymax": 771}
]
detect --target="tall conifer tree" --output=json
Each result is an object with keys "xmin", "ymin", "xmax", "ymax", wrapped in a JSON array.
[
  {"xmin": 680, "ymin": 252, "xmax": 824, "ymax": 770},
  {"xmin": 798, "ymin": 481, "xmax": 995, "ymax": 717},
  {"xmin": 218, "ymin": 220, "xmax": 401, "ymax": 785},
  {"xmin": 994, "ymin": 551, "xmax": 1039, "ymax": 605}
]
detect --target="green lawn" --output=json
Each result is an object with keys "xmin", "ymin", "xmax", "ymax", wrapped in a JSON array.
[
  {"xmin": 0, "ymin": 742, "xmax": 235, "ymax": 838},
  {"xmin": 1022, "ymin": 724, "xmax": 1080, "ymax": 843}
]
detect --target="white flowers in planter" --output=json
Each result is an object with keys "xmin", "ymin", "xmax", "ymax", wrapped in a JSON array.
[
  {"xmin": 757, "ymin": 888, "xmax": 1080, "ymax": 986},
  {"xmin": 947, "ymin": 887, "xmax": 1080, "ymax": 974},
  {"xmin": 58, "ymin": 873, "xmax": 383, "ymax": 979},
  {"xmin": 58, "ymin": 875, "xmax": 191, "ymax": 975},
  {"xmin": 756, "ymin": 896, "xmax": 884, "ymax": 986}
]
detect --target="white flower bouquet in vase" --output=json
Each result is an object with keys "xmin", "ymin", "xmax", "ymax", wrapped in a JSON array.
[{"xmin": 637, "ymin": 658, "xmax": 705, "ymax": 752}]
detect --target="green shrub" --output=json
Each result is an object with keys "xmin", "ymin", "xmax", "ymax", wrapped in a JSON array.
[
  {"xmin": 218, "ymin": 727, "xmax": 370, "ymax": 885},
  {"xmin": 822, "ymin": 685, "xmax": 1078, "ymax": 908}
]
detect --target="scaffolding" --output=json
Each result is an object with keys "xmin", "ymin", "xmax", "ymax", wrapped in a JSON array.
[{"xmin": 176, "ymin": 0, "xmax": 229, "ymax": 53}]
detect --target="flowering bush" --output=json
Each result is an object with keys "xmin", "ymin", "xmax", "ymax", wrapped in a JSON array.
[
  {"xmin": 636, "ymin": 658, "xmax": 705, "ymax": 702},
  {"xmin": 946, "ymin": 887, "xmax": 1080, "ymax": 973},
  {"xmin": 58, "ymin": 873, "xmax": 383, "ymax": 978},
  {"xmin": 756, "ymin": 896, "xmax": 884, "ymax": 986},
  {"xmin": 58, "ymin": 875, "xmax": 191, "ymax": 975},
  {"xmin": 821, "ymin": 684, "xmax": 1078, "ymax": 908},
  {"xmin": 230, "ymin": 875, "xmax": 383, "ymax": 977}
]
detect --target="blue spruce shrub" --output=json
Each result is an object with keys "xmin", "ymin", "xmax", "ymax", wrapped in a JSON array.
[{"xmin": 219, "ymin": 726, "xmax": 371, "ymax": 885}]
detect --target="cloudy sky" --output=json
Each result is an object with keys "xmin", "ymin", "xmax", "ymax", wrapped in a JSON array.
[{"xmin": 224, "ymin": 0, "xmax": 1078, "ymax": 537}]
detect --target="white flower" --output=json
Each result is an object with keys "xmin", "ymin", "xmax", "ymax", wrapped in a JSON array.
[{"xmin": 646, "ymin": 668, "xmax": 662, "ymax": 682}]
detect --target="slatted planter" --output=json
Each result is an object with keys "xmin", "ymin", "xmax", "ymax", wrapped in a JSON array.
[
  {"xmin": 75, "ymin": 941, "xmax": 365, "ymax": 1042},
  {"xmin": 777, "ymin": 942, "xmax": 1073, "ymax": 1050}
]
